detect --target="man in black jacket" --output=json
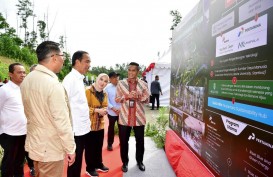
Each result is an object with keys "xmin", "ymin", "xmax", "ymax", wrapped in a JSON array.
[{"xmin": 150, "ymin": 75, "xmax": 162, "ymax": 110}]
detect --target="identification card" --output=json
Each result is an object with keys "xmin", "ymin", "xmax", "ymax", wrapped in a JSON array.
[{"xmin": 129, "ymin": 100, "xmax": 135, "ymax": 108}]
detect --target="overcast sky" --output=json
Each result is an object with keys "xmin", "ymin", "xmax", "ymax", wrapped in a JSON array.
[{"xmin": 0, "ymin": 0, "xmax": 199, "ymax": 68}]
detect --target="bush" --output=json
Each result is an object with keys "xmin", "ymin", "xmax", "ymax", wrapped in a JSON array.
[
  {"xmin": 20, "ymin": 47, "xmax": 37, "ymax": 65},
  {"xmin": 0, "ymin": 60, "xmax": 9, "ymax": 81},
  {"xmin": 151, "ymin": 107, "xmax": 169, "ymax": 148},
  {"xmin": 0, "ymin": 35, "xmax": 37, "ymax": 66},
  {"xmin": 145, "ymin": 122, "xmax": 157, "ymax": 137}
]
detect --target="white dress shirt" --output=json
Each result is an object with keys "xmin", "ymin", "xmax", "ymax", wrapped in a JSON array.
[
  {"xmin": 105, "ymin": 83, "xmax": 121, "ymax": 116},
  {"xmin": 0, "ymin": 81, "xmax": 27, "ymax": 135},
  {"xmin": 62, "ymin": 68, "xmax": 91, "ymax": 136}
]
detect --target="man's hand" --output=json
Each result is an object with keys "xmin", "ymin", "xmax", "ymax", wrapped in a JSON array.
[
  {"xmin": 112, "ymin": 107, "xmax": 120, "ymax": 115},
  {"xmin": 67, "ymin": 153, "xmax": 76, "ymax": 166},
  {"xmin": 115, "ymin": 96, "xmax": 124, "ymax": 103},
  {"xmin": 129, "ymin": 91, "xmax": 139, "ymax": 100}
]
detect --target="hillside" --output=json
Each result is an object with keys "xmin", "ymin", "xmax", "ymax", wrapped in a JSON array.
[{"xmin": 0, "ymin": 56, "xmax": 30, "ymax": 80}]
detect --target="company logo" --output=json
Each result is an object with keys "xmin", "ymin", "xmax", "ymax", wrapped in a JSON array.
[
  {"xmin": 238, "ymin": 38, "xmax": 259, "ymax": 49},
  {"xmin": 245, "ymin": 23, "xmax": 261, "ymax": 32},
  {"xmin": 238, "ymin": 23, "xmax": 262, "ymax": 38},
  {"xmin": 248, "ymin": 133, "xmax": 255, "ymax": 140},
  {"xmin": 248, "ymin": 133, "xmax": 273, "ymax": 149},
  {"xmin": 238, "ymin": 27, "xmax": 244, "ymax": 37},
  {"xmin": 238, "ymin": 41, "xmax": 245, "ymax": 48},
  {"xmin": 222, "ymin": 35, "xmax": 229, "ymax": 43}
]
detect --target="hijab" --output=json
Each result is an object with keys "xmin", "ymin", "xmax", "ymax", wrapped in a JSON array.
[{"xmin": 92, "ymin": 73, "xmax": 109, "ymax": 103}]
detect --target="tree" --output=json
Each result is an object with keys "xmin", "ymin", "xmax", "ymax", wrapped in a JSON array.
[
  {"xmin": 90, "ymin": 63, "xmax": 129, "ymax": 79},
  {"xmin": 26, "ymin": 30, "xmax": 37, "ymax": 51},
  {"xmin": 0, "ymin": 13, "xmax": 9, "ymax": 32},
  {"xmin": 37, "ymin": 20, "xmax": 47, "ymax": 41},
  {"xmin": 0, "ymin": 13, "xmax": 23, "ymax": 51},
  {"xmin": 59, "ymin": 35, "xmax": 65, "ymax": 50},
  {"xmin": 170, "ymin": 10, "xmax": 182, "ymax": 30},
  {"xmin": 16, "ymin": 0, "xmax": 34, "ymax": 47}
]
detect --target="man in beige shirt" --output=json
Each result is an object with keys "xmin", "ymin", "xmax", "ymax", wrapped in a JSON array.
[{"xmin": 21, "ymin": 41, "xmax": 76, "ymax": 177}]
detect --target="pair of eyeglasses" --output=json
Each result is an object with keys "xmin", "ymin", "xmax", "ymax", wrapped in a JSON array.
[
  {"xmin": 51, "ymin": 54, "xmax": 64, "ymax": 57},
  {"xmin": 51, "ymin": 53, "xmax": 66, "ymax": 60}
]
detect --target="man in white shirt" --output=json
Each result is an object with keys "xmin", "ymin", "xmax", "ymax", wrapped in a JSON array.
[
  {"xmin": 105, "ymin": 72, "xmax": 121, "ymax": 151},
  {"xmin": 62, "ymin": 51, "xmax": 91, "ymax": 177},
  {"xmin": 0, "ymin": 63, "xmax": 27, "ymax": 177}
]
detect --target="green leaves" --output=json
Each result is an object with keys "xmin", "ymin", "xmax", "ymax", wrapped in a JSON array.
[
  {"xmin": 170, "ymin": 10, "xmax": 182, "ymax": 31},
  {"xmin": 145, "ymin": 107, "xmax": 169, "ymax": 149}
]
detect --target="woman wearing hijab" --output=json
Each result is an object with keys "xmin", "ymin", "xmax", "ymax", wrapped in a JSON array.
[{"xmin": 85, "ymin": 73, "xmax": 109, "ymax": 177}]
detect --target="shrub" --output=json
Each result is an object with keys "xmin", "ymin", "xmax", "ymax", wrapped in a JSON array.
[
  {"xmin": 152, "ymin": 107, "xmax": 169, "ymax": 148},
  {"xmin": 145, "ymin": 122, "xmax": 157, "ymax": 137},
  {"xmin": 20, "ymin": 47, "xmax": 37, "ymax": 65}
]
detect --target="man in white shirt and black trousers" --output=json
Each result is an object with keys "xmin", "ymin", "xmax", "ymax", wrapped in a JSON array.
[
  {"xmin": 62, "ymin": 51, "xmax": 92, "ymax": 177},
  {"xmin": 0, "ymin": 63, "xmax": 27, "ymax": 177}
]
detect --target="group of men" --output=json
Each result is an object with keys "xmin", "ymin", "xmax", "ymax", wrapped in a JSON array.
[{"xmin": 0, "ymin": 41, "xmax": 151, "ymax": 177}]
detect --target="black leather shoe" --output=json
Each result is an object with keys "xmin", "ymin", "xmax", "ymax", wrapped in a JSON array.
[
  {"xmin": 137, "ymin": 162, "xmax": 145, "ymax": 171},
  {"xmin": 121, "ymin": 164, "xmax": 128, "ymax": 172}
]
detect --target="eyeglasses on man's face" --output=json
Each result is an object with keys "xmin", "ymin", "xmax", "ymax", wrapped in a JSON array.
[{"xmin": 51, "ymin": 53, "xmax": 65, "ymax": 60}]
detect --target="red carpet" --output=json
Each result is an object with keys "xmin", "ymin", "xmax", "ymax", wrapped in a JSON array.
[{"xmin": 24, "ymin": 117, "xmax": 123, "ymax": 177}]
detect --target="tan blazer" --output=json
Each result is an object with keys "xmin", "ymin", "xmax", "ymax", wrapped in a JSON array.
[{"xmin": 21, "ymin": 64, "xmax": 75, "ymax": 162}]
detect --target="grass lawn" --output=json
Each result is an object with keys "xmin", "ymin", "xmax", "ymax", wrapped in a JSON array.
[{"xmin": 0, "ymin": 56, "xmax": 30, "ymax": 80}]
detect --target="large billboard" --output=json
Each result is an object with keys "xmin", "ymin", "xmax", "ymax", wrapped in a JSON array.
[{"xmin": 170, "ymin": 0, "xmax": 273, "ymax": 176}]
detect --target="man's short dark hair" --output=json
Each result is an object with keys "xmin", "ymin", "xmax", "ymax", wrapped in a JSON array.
[
  {"xmin": 108, "ymin": 71, "xmax": 120, "ymax": 78},
  {"xmin": 36, "ymin": 41, "xmax": 61, "ymax": 62},
  {"xmin": 72, "ymin": 51, "xmax": 89, "ymax": 66},
  {"xmin": 9, "ymin": 63, "xmax": 23, "ymax": 73},
  {"xmin": 129, "ymin": 62, "xmax": 140, "ymax": 71}
]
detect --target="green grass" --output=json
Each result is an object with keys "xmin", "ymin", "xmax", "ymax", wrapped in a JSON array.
[
  {"xmin": 0, "ymin": 56, "xmax": 11, "ymax": 80},
  {"xmin": 0, "ymin": 55, "xmax": 31, "ymax": 80}
]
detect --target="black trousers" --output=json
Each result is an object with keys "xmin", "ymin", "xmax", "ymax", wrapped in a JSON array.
[
  {"xmin": 107, "ymin": 114, "xmax": 119, "ymax": 146},
  {"xmin": 25, "ymin": 151, "xmax": 34, "ymax": 168},
  {"xmin": 67, "ymin": 131, "xmax": 91, "ymax": 177},
  {"xmin": 85, "ymin": 129, "xmax": 104, "ymax": 172},
  {"xmin": 151, "ymin": 94, "xmax": 160, "ymax": 109},
  {"xmin": 0, "ymin": 133, "xmax": 26, "ymax": 177},
  {"xmin": 118, "ymin": 125, "xmax": 145, "ymax": 165}
]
